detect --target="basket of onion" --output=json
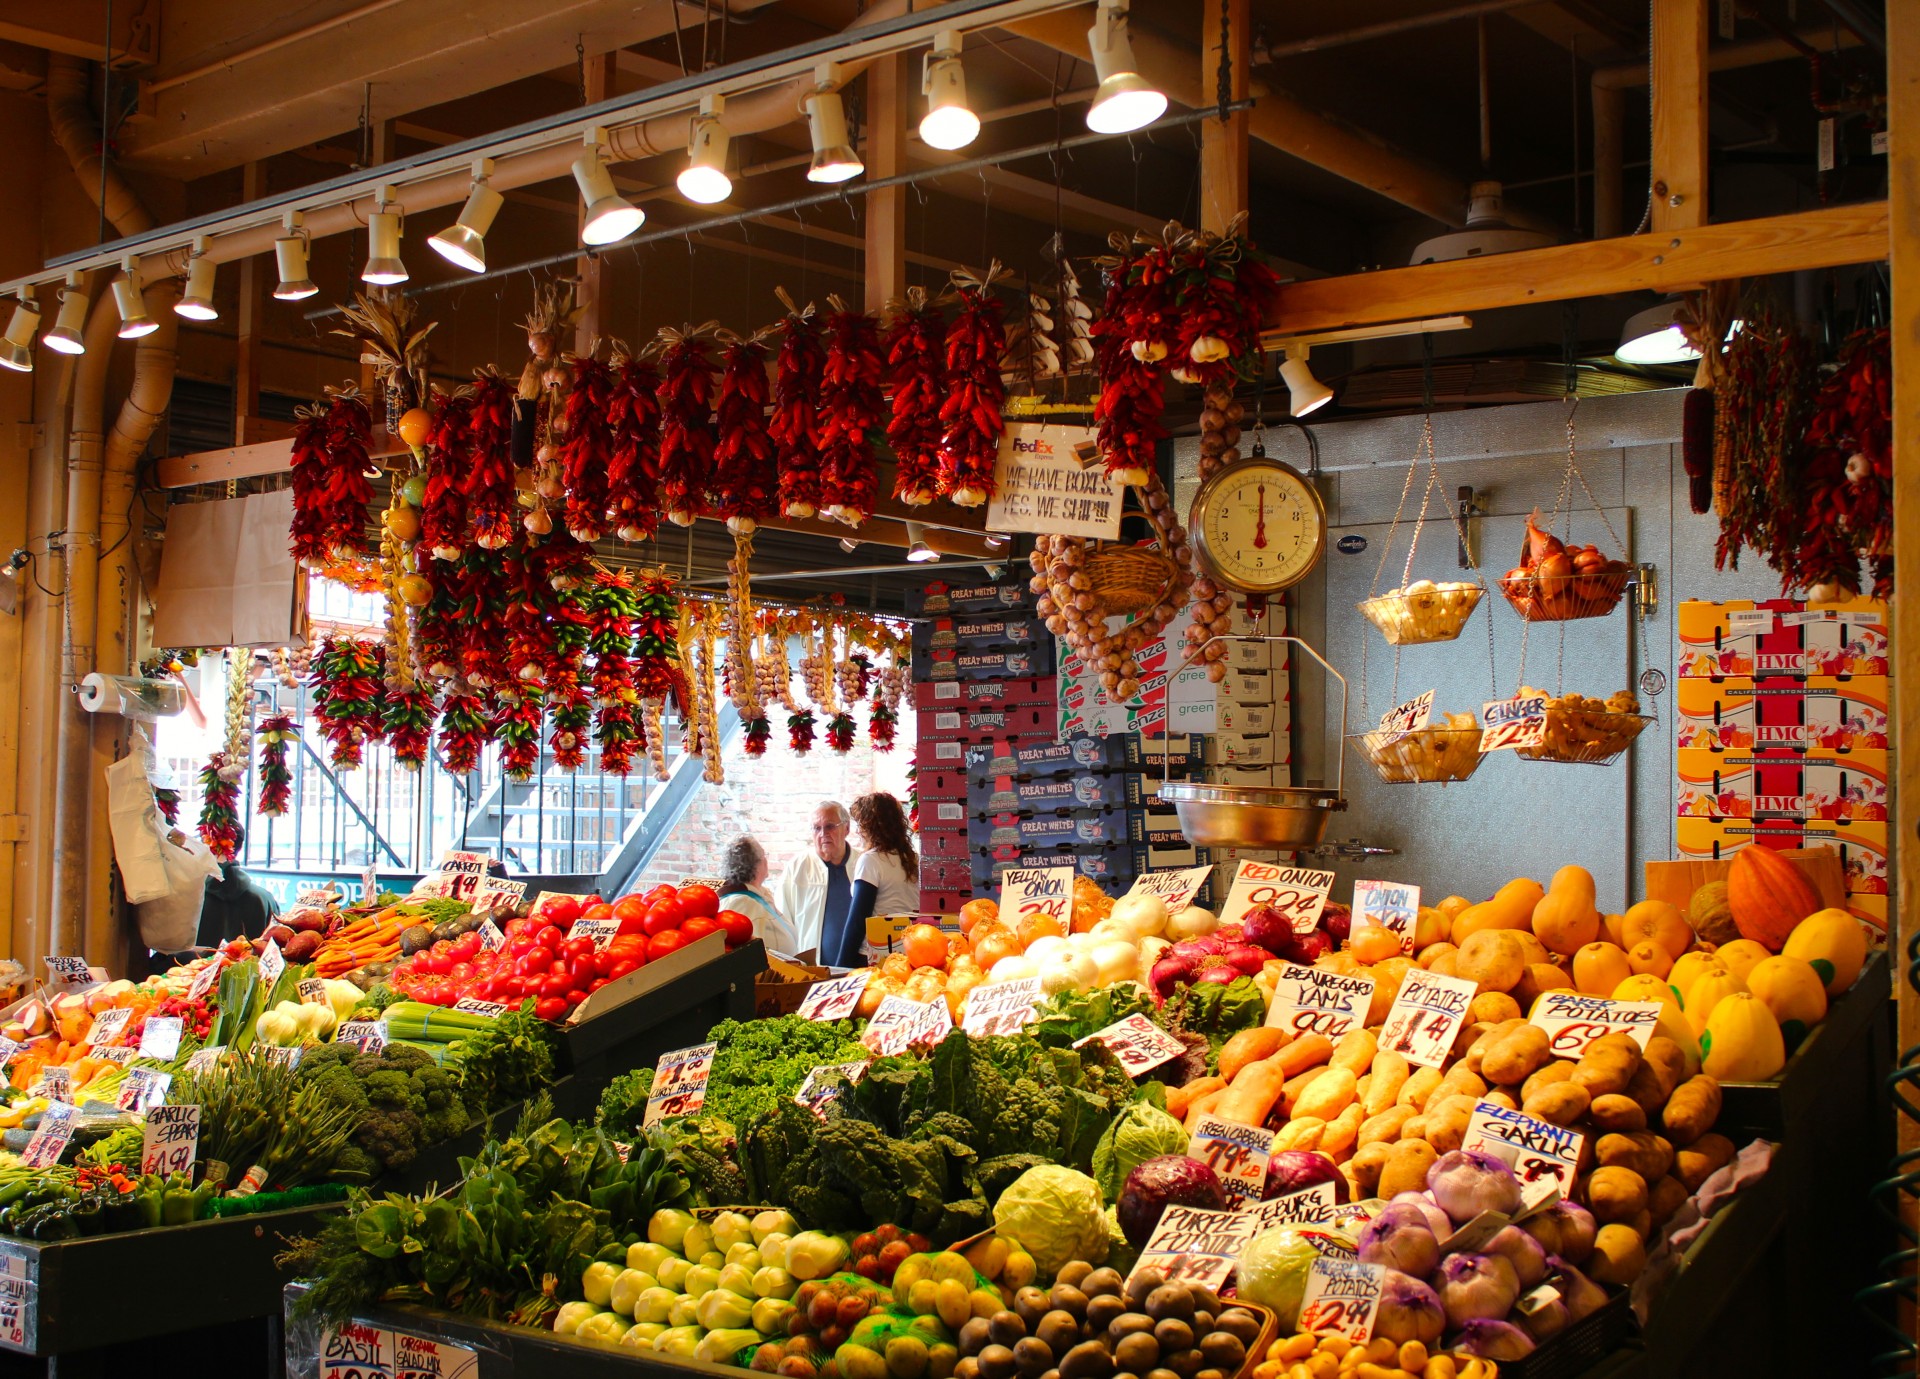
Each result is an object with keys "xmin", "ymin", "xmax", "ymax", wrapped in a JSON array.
[{"xmin": 1499, "ymin": 511, "xmax": 1632, "ymax": 621}]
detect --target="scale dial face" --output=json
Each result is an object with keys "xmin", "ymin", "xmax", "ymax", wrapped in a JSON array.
[{"xmin": 1189, "ymin": 456, "xmax": 1328, "ymax": 594}]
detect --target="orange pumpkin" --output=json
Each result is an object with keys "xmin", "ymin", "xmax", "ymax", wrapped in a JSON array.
[{"xmin": 1726, "ymin": 847, "xmax": 1820, "ymax": 951}]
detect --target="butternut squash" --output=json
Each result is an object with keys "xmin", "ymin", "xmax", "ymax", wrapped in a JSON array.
[
  {"xmin": 1620, "ymin": 899, "xmax": 1692, "ymax": 961},
  {"xmin": 1451, "ymin": 878, "xmax": 1546, "ymax": 944},
  {"xmin": 1574, "ymin": 942, "xmax": 1633, "ymax": 996},
  {"xmin": 1531, "ymin": 865, "xmax": 1601, "ymax": 956}
]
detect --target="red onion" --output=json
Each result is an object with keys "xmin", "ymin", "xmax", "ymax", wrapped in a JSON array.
[
  {"xmin": 1223, "ymin": 944, "xmax": 1270, "ymax": 974},
  {"xmin": 1194, "ymin": 964, "xmax": 1238, "ymax": 985},
  {"xmin": 1151, "ymin": 953, "xmax": 1199, "ymax": 997},
  {"xmin": 1241, "ymin": 905, "xmax": 1295, "ymax": 955},
  {"xmin": 1281, "ymin": 929, "xmax": 1332, "ymax": 964}
]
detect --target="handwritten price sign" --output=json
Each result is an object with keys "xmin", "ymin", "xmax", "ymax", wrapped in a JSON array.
[
  {"xmin": 1461, "ymin": 1101, "xmax": 1584, "ymax": 1214},
  {"xmin": 140, "ymin": 1104, "xmax": 200, "ymax": 1177},
  {"xmin": 998, "ymin": 867, "xmax": 1074, "ymax": 926},
  {"xmin": 794, "ymin": 1062, "xmax": 868, "ymax": 1118},
  {"xmin": 862, "ymin": 997, "xmax": 954, "ymax": 1057},
  {"xmin": 1351, "ymin": 880, "xmax": 1421, "ymax": 955},
  {"xmin": 473, "ymin": 877, "xmax": 527, "ymax": 916},
  {"xmin": 435, "ymin": 850, "xmax": 493, "ymax": 902},
  {"xmin": 1240, "ymin": 1181, "xmax": 1342, "ymax": 1232},
  {"xmin": 1121, "ymin": 866, "xmax": 1213, "ymax": 914},
  {"xmin": 1528, "ymin": 992, "xmax": 1662, "ymax": 1055},
  {"xmin": 1264, "ymin": 963, "xmax": 1376, "ymax": 1041},
  {"xmin": 1076, "ymin": 1013, "xmax": 1187, "ymax": 1077},
  {"xmin": 1221, "ymin": 861, "xmax": 1337, "ymax": 933},
  {"xmin": 21, "ymin": 1102, "xmax": 74, "ymax": 1169},
  {"xmin": 1296, "ymin": 1258, "xmax": 1384, "ymax": 1342},
  {"xmin": 1377, "ymin": 690, "xmax": 1435, "ymax": 738},
  {"xmin": 567, "ymin": 916, "xmax": 621, "ymax": 951},
  {"xmin": 962, "ymin": 977, "xmax": 1043, "ymax": 1037},
  {"xmin": 1127, "ymin": 1205, "xmax": 1258, "ymax": 1293},
  {"xmin": 644, "ymin": 1042, "xmax": 718, "ymax": 1127},
  {"xmin": 1187, "ymin": 1116, "xmax": 1273, "ymax": 1207},
  {"xmin": 335, "ymin": 1020, "xmax": 386, "ymax": 1053},
  {"xmin": 796, "ymin": 971, "xmax": 871, "ymax": 1022},
  {"xmin": 257, "ymin": 939, "xmax": 285, "ymax": 986},
  {"xmin": 116, "ymin": 1068, "xmax": 171, "ymax": 1112},
  {"xmin": 1480, "ymin": 694, "xmax": 1549, "ymax": 752},
  {"xmin": 85, "ymin": 1007, "xmax": 131, "ymax": 1048},
  {"xmin": 1377, "ymin": 970, "xmax": 1478, "ymax": 1069}
]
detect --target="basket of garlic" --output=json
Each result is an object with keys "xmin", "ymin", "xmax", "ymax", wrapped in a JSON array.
[
  {"xmin": 1514, "ymin": 687, "xmax": 1651, "ymax": 765},
  {"xmin": 1348, "ymin": 711, "xmax": 1486, "ymax": 783},
  {"xmin": 1357, "ymin": 579, "xmax": 1484, "ymax": 645}
]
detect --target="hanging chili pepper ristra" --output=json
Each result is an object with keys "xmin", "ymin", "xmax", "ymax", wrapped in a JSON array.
[
  {"xmin": 883, "ymin": 286, "xmax": 948, "ymax": 506},
  {"xmin": 1091, "ymin": 230, "xmax": 1176, "ymax": 485},
  {"xmin": 595, "ymin": 697, "xmax": 643, "ymax": 776},
  {"xmin": 771, "ymin": 291, "xmax": 827, "ymax": 519},
  {"xmin": 154, "ymin": 786, "xmax": 180, "ymax": 829},
  {"xmin": 606, "ymin": 348, "xmax": 665, "ymax": 542},
  {"xmin": 288, "ymin": 390, "xmax": 376, "ymax": 566},
  {"xmin": 1783, "ymin": 327, "xmax": 1892, "ymax": 599},
  {"xmin": 454, "ymin": 548, "xmax": 511, "ymax": 690},
  {"xmin": 420, "ymin": 391, "xmax": 473, "ymax": 561},
  {"xmin": 549, "ymin": 683, "xmax": 592, "ymax": 772},
  {"xmin": 197, "ymin": 753, "xmax": 242, "ymax": 861},
  {"xmin": 437, "ymin": 692, "xmax": 491, "ymax": 776},
  {"xmin": 464, "ymin": 370, "xmax": 519, "ymax": 550},
  {"xmin": 712, "ymin": 328, "xmax": 780, "ymax": 535},
  {"xmin": 381, "ymin": 683, "xmax": 435, "ymax": 770},
  {"xmin": 938, "ymin": 264, "xmax": 1009, "ymax": 505},
  {"xmin": 496, "ymin": 690, "xmax": 544, "ymax": 782},
  {"xmin": 1167, "ymin": 215, "xmax": 1280, "ymax": 391},
  {"xmin": 817, "ymin": 294, "xmax": 885, "ymax": 526},
  {"xmin": 310, "ymin": 637, "xmax": 386, "ymax": 769},
  {"xmin": 632, "ymin": 569, "xmax": 688, "ymax": 712},
  {"xmin": 556, "ymin": 354, "xmax": 615, "ymax": 543},
  {"xmin": 255, "ymin": 715, "xmax": 296, "ymax": 817},
  {"xmin": 655, "ymin": 323, "xmax": 721, "ymax": 527}
]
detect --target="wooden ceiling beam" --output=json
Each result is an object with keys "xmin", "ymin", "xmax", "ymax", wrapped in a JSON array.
[
  {"xmin": 0, "ymin": 0, "xmax": 154, "ymax": 64},
  {"xmin": 1261, "ymin": 201, "xmax": 1887, "ymax": 335}
]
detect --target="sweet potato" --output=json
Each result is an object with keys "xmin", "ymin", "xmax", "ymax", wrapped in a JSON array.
[
  {"xmin": 1218, "ymin": 1028, "xmax": 1288, "ymax": 1084},
  {"xmin": 1364, "ymin": 1051, "xmax": 1411, "ymax": 1115},
  {"xmin": 1165, "ymin": 1076, "xmax": 1225, "ymax": 1122},
  {"xmin": 1330, "ymin": 1028, "xmax": 1379, "ymax": 1077}
]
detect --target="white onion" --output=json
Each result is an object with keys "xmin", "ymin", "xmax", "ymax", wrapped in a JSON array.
[
  {"xmin": 1088, "ymin": 918, "xmax": 1137, "ymax": 946},
  {"xmin": 1109, "ymin": 893, "xmax": 1170, "ymax": 940},
  {"xmin": 1091, "ymin": 939, "xmax": 1141, "ymax": 985},
  {"xmin": 1165, "ymin": 905, "xmax": 1219, "ymax": 940},
  {"xmin": 1024, "ymin": 935, "xmax": 1068, "ymax": 965},
  {"xmin": 989, "ymin": 955, "xmax": 1038, "ymax": 982},
  {"xmin": 1040, "ymin": 950, "xmax": 1099, "ymax": 996}
]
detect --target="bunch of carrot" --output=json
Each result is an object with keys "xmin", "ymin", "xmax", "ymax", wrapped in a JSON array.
[{"xmin": 313, "ymin": 907, "xmax": 411, "ymax": 978}]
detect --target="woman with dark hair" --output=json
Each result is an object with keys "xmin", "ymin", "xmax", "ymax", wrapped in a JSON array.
[
  {"xmin": 821, "ymin": 793, "xmax": 919, "ymax": 968},
  {"xmin": 718, "ymin": 836, "xmax": 798, "ymax": 957}
]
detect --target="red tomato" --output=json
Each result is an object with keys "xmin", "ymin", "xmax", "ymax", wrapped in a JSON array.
[
  {"xmin": 581, "ymin": 902, "xmax": 615, "ymax": 923},
  {"xmin": 422, "ymin": 952, "xmax": 452, "ymax": 975},
  {"xmin": 714, "ymin": 910, "xmax": 754, "ymax": 947},
  {"xmin": 647, "ymin": 883, "xmax": 677, "ymax": 903},
  {"xmin": 678, "ymin": 884, "xmax": 720, "ymax": 919},
  {"xmin": 587, "ymin": 977, "xmax": 609, "ymax": 993},
  {"xmin": 680, "ymin": 916, "xmax": 719, "ymax": 943},
  {"xmin": 515, "ymin": 949, "xmax": 552, "ymax": 977},
  {"xmin": 451, "ymin": 933, "xmax": 482, "ymax": 961},
  {"xmin": 534, "ymin": 924, "xmax": 564, "ymax": 951},
  {"xmin": 564, "ymin": 988, "xmax": 589, "ymax": 1008},
  {"xmin": 540, "ymin": 971, "xmax": 574, "ymax": 1000},
  {"xmin": 473, "ymin": 950, "xmax": 500, "ymax": 972},
  {"xmin": 642, "ymin": 899, "xmax": 684, "ymax": 935},
  {"xmin": 533, "ymin": 996, "xmax": 568, "ymax": 1022},
  {"xmin": 647, "ymin": 930, "xmax": 688, "ymax": 961},
  {"xmin": 450, "ymin": 962, "xmax": 475, "ymax": 984},
  {"xmin": 612, "ymin": 894, "xmax": 650, "ymax": 929},
  {"xmin": 591, "ymin": 949, "xmax": 620, "ymax": 978},
  {"xmin": 607, "ymin": 958, "xmax": 640, "ymax": 981},
  {"xmin": 562, "ymin": 937, "xmax": 598, "ymax": 965},
  {"xmin": 535, "ymin": 894, "xmax": 582, "ymax": 926},
  {"xmin": 506, "ymin": 933, "xmax": 538, "ymax": 957},
  {"xmin": 608, "ymin": 935, "xmax": 647, "ymax": 961}
]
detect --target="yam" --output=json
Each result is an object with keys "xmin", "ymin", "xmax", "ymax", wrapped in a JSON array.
[{"xmin": 1364, "ymin": 1051, "xmax": 1411, "ymax": 1115}]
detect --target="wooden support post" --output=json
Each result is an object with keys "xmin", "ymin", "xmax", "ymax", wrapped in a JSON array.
[
  {"xmin": 577, "ymin": 52, "xmax": 615, "ymax": 355},
  {"xmin": 864, "ymin": 54, "xmax": 908, "ymax": 312},
  {"xmin": 1592, "ymin": 81, "xmax": 1625, "ymax": 238},
  {"xmin": 1200, "ymin": 0, "xmax": 1251, "ymax": 236},
  {"xmin": 234, "ymin": 161, "xmax": 265, "ymax": 443},
  {"xmin": 1649, "ymin": 0, "xmax": 1709, "ymax": 232},
  {"xmin": 1886, "ymin": 0, "xmax": 1919, "ymax": 1317}
]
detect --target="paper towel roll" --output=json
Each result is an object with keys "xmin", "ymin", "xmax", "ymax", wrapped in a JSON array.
[{"xmin": 78, "ymin": 674, "xmax": 185, "ymax": 720}]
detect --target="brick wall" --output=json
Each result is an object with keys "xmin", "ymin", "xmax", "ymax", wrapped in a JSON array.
[{"xmin": 644, "ymin": 719, "xmax": 919, "ymax": 888}]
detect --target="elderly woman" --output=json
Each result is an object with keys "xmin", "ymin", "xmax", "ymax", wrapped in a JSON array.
[{"xmin": 719, "ymin": 836, "xmax": 800, "ymax": 959}]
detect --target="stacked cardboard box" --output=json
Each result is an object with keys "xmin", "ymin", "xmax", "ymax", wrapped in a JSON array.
[{"xmin": 1672, "ymin": 597, "xmax": 1890, "ymax": 925}]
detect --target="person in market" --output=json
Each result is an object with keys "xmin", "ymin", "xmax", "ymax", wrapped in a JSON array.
[
  {"xmin": 718, "ymin": 835, "xmax": 800, "ymax": 959},
  {"xmin": 773, "ymin": 800, "xmax": 863, "ymax": 960},
  {"xmin": 821, "ymin": 792, "xmax": 920, "ymax": 969},
  {"xmin": 194, "ymin": 826, "xmax": 281, "ymax": 949}
]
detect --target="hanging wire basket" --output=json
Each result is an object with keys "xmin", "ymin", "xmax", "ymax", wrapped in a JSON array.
[
  {"xmin": 1349, "ymin": 719, "xmax": 1487, "ymax": 783},
  {"xmin": 1359, "ymin": 582, "xmax": 1485, "ymax": 645},
  {"xmin": 1498, "ymin": 567, "xmax": 1633, "ymax": 622},
  {"xmin": 1085, "ymin": 543, "xmax": 1178, "ymax": 616},
  {"xmin": 1514, "ymin": 694, "xmax": 1653, "ymax": 765}
]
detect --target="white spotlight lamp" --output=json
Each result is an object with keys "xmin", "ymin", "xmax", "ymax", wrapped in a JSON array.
[
  {"xmin": 920, "ymin": 31, "xmax": 980, "ymax": 150},
  {"xmin": 113, "ymin": 257, "xmax": 157, "ymax": 339},
  {"xmin": 1086, "ymin": 0, "xmax": 1167, "ymax": 135},
  {"xmin": 1278, "ymin": 345, "xmax": 1332, "ymax": 417},
  {"xmin": 0, "ymin": 292, "xmax": 39, "ymax": 372},
  {"xmin": 174, "ymin": 236, "xmax": 219, "ymax": 320},
  {"xmin": 905, "ymin": 521, "xmax": 940, "ymax": 563},
  {"xmin": 273, "ymin": 212, "xmax": 318, "ymax": 301},
  {"xmin": 43, "ymin": 272, "xmax": 88, "ymax": 355},
  {"xmin": 428, "ymin": 159, "xmax": 502, "ymax": 272},
  {"xmin": 1615, "ymin": 299, "xmax": 1702, "ymax": 366},
  {"xmin": 678, "ymin": 95, "xmax": 734, "ymax": 205},
  {"xmin": 805, "ymin": 65, "xmax": 864, "ymax": 183},
  {"xmin": 574, "ymin": 128, "xmax": 645, "ymax": 245},
  {"xmin": 361, "ymin": 187, "xmax": 409, "ymax": 285}
]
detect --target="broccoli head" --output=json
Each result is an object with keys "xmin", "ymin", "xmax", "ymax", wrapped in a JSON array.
[
  {"xmin": 329, "ymin": 1145, "xmax": 380, "ymax": 1183},
  {"xmin": 301, "ymin": 1063, "xmax": 371, "ymax": 1119},
  {"xmin": 354, "ymin": 1106, "xmax": 424, "ymax": 1171},
  {"xmin": 364, "ymin": 1069, "xmax": 423, "ymax": 1114},
  {"xmin": 377, "ymin": 1043, "xmax": 435, "ymax": 1074}
]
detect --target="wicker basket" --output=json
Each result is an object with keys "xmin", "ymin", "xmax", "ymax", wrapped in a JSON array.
[
  {"xmin": 1358, "ymin": 583, "xmax": 1484, "ymax": 645},
  {"xmin": 1517, "ymin": 708, "xmax": 1653, "ymax": 765},
  {"xmin": 1350, "ymin": 726, "xmax": 1486, "ymax": 783},
  {"xmin": 1498, "ymin": 568, "xmax": 1632, "ymax": 621},
  {"xmin": 1086, "ymin": 543, "xmax": 1179, "ymax": 616}
]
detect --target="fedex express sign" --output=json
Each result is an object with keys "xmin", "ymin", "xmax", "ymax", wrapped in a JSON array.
[{"xmin": 987, "ymin": 423, "xmax": 1123, "ymax": 538}]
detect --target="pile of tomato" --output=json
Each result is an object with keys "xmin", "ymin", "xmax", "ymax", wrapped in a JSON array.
[{"xmin": 387, "ymin": 882, "xmax": 756, "ymax": 1021}]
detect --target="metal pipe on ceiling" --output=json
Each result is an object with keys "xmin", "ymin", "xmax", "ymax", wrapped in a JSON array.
[{"xmin": 1260, "ymin": 0, "xmax": 1548, "ymax": 62}]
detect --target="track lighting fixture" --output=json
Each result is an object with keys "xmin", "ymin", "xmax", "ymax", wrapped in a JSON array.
[
  {"xmin": 113, "ymin": 257, "xmax": 157, "ymax": 339},
  {"xmin": 905, "ymin": 522, "xmax": 940, "ymax": 563},
  {"xmin": 1086, "ymin": 0, "xmax": 1167, "ymax": 135},
  {"xmin": 1278, "ymin": 345, "xmax": 1332, "ymax": 417},
  {"xmin": 920, "ymin": 30, "xmax": 980, "ymax": 151},
  {"xmin": 678, "ymin": 95, "xmax": 734, "ymax": 205},
  {"xmin": 428, "ymin": 159, "xmax": 503, "ymax": 273},
  {"xmin": 361, "ymin": 187, "xmax": 409, "ymax": 285},
  {"xmin": 174, "ymin": 236, "xmax": 219, "ymax": 320},
  {"xmin": 574, "ymin": 128, "xmax": 645, "ymax": 245},
  {"xmin": 42, "ymin": 273, "xmax": 87, "ymax": 356},
  {"xmin": 805, "ymin": 65, "xmax": 864, "ymax": 184},
  {"xmin": 0, "ymin": 292, "xmax": 39, "ymax": 372},
  {"xmin": 273, "ymin": 212, "xmax": 318, "ymax": 300}
]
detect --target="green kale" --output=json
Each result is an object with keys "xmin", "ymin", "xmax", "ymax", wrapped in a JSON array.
[{"xmin": 596, "ymin": 1069, "xmax": 654, "ymax": 1139}]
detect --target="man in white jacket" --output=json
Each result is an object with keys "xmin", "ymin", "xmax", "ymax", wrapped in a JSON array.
[{"xmin": 773, "ymin": 801, "xmax": 864, "ymax": 960}]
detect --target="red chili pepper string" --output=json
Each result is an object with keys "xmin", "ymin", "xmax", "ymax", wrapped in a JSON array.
[
  {"xmin": 289, "ymin": 393, "xmax": 375, "ymax": 566},
  {"xmin": 557, "ymin": 356, "xmax": 616, "ymax": 542},
  {"xmin": 549, "ymin": 683, "xmax": 592, "ymax": 772},
  {"xmin": 656, "ymin": 330, "xmax": 719, "ymax": 527},
  {"xmin": 495, "ymin": 690, "xmax": 544, "ymax": 782},
  {"xmin": 438, "ymin": 693, "xmax": 492, "ymax": 775},
  {"xmin": 255, "ymin": 715, "xmax": 296, "ymax": 817},
  {"xmin": 712, "ymin": 336, "xmax": 779, "ymax": 530},
  {"xmin": 606, "ymin": 352, "xmax": 664, "ymax": 542},
  {"xmin": 632, "ymin": 570, "xmax": 689, "ymax": 715},
  {"xmin": 420, "ymin": 393, "xmax": 473, "ymax": 561},
  {"xmin": 198, "ymin": 752, "xmax": 242, "ymax": 860},
  {"xmin": 868, "ymin": 699, "xmax": 897, "ymax": 753},
  {"xmin": 787, "ymin": 707, "xmax": 817, "ymax": 754},
  {"xmin": 817, "ymin": 300, "xmax": 885, "ymax": 526},
  {"xmin": 883, "ymin": 291, "xmax": 948, "ymax": 506},
  {"xmin": 1786, "ymin": 327, "xmax": 1892, "ymax": 596},
  {"xmin": 381, "ymin": 685, "xmax": 435, "ymax": 770},
  {"xmin": 825, "ymin": 710, "xmax": 857, "ymax": 753},
  {"xmin": 771, "ymin": 304, "xmax": 827, "ymax": 519},
  {"xmin": 464, "ymin": 372, "xmax": 518, "ymax": 550},
  {"xmin": 310, "ymin": 636, "xmax": 386, "ymax": 769},
  {"xmin": 1092, "ymin": 238, "xmax": 1177, "ymax": 485},
  {"xmin": 594, "ymin": 698, "xmax": 643, "ymax": 775},
  {"xmin": 455, "ymin": 548, "xmax": 511, "ymax": 689},
  {"xmin": 937, "ymin": 278, "xmax": 1007, "ymax": 506}
]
